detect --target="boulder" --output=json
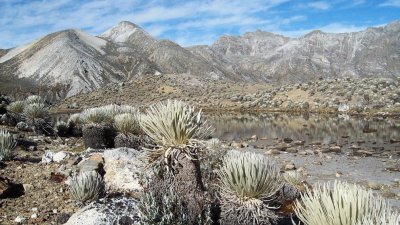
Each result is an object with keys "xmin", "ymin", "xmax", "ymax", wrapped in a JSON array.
[
  {"xmin": 103, "ymin": 148, "xmax": 146, "ymax": 193},
  {"xmin": 65, "ymin": 197, "xmax": 140, "ymax": 225}
]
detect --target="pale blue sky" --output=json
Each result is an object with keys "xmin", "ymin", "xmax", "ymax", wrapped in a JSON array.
[{"xmin": 0, "ymin": 0, "xmax": 399, "ymax": 48}]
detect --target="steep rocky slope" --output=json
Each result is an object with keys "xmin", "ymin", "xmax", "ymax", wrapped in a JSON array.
[
  {"xmin": 100, "ymin": 21, "xmax": 232, "ymax": 79},
  {"xmin": 0, "ymin": 29, "xmax": 127, "ymax": 97},
  {"xmin": 209, "ymin": 21, "xmax": 400, "ymax": 83}
]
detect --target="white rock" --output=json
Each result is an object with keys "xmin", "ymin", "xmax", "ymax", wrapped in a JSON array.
[
  {"xmin": 65, "ymin": 197, "xmax": 139, "ymax": 225},
  {"xmin": 103, "ymin": 148, "xmax": 146, "ymax": 193},
  {"xmin": 31, "ymin": 213, "xmax": 38, "ymax": 219},
  {"xmin": 14, "ymin": 216, "xmax": 25, "ymax": 223},
  {"xmin": 53, "ymin": 151, "xmax": 68, "ymax": 163},
  {"xmin": 338, "ymin": 103, "xmax": 349, "ymax": 113},
  {"xmin": 41, "ymin": 151, "xmax": 54, "ymax": 163}
]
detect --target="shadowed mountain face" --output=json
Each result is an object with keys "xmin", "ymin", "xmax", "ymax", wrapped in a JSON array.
[
  {"xmin": 0, "ymin": 49, "xmax": 8, "ymax": 58},
  {"xmin": 0, "ymin": 20, "xmax": 399, "ymax": 97}
]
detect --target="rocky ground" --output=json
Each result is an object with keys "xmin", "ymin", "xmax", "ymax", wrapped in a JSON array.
[
  {"xmin": 0, "ymin": 121, "xmax": 399, "ymax": 224},
  {"xmin": 0, "ymin": 126, "xmax": 84, "ymax": 224},
  {"xmin": 53, "ymin": 75, "xmax": 400, "ymax": 116}
]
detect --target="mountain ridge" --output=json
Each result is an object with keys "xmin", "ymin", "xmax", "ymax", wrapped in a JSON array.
[{"xmin": 1, "ymin": 20, "xmax": 399, "ymax": 98}]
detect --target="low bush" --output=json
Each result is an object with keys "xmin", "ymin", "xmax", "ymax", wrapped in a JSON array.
[
  {"xmin": 295, "ymin": 180, "xmax": 400, "ymax": 225},
  {"xmin": 0, "ymin": 129, "xmax": 17, "ymax": 161},
  {"xmin": 69, "ymin": 171, "xmax": 105, "ymax": 203}
]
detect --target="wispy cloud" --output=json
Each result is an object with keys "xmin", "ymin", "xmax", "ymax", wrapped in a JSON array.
[
  {"xmin": 307, "ymin": 1, "xmax": 331, "ymax": 10},
  {"xmin": 379, "ymin": 0, "xmax": 400, "ymax": 7}
]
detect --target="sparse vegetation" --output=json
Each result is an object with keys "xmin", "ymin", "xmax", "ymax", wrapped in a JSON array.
[
  {"xmin": 294, "ymin": 180, "xmax": 400, "ymax": 225},
  {"xmin": 114, "ymin": 113, "xmax": 141, "ymax": 135},
  {"xmin": 81, "ymin": 107, "xmax": 112, "ymax": 125},
  {"xmin": 6, "ymin": 101, "xmax": 24, "ymax": 114},
  {"xmin": 69, "ymin": 171, "xmax": 105, "ymax": 203},
  {"xmin": 23, "ymin": 103, "xmax": 48, "ymax": 120},
  {"xmin": 0, "ymin": 129, "xmax": 17, "ymax": 161},
  {"xmin": 24, "ymin": 95, "xmax": 45, "ymax": 104}
]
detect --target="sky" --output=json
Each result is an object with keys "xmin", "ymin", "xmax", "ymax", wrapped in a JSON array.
[{"xmin": 0, "ymin": 0, "xmax": 400, "ymax": 49}]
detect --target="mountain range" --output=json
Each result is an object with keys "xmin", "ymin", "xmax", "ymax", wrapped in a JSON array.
[{"xmin": 0, "ymin": 20, "xmax": 399, "ymax": 97}]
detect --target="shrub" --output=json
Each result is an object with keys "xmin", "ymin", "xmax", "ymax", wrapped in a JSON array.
[
  {"xmin": 67, "ymin": 113, "xmax": 84, "ymax": 126},
  {"xmin": 139, "ymin": 157, "xmax": 216, "ymax": 225},
  {"xmin": 202, "ymin": 138, "xmax": 226, "ymax": 180},
  {"xmin": 218, "ymin": 150, "xmax": 282, "ymax": 202},
  {"xmin": 23, "ymin": 103, "xmax": 48, "ymax": 120},
  {"xmin": 69, "ymin": 171, "xmax": 105, "ymax": 203},
  {"xmin": 140, "ymin": 100, "xmax": 210, "ymax": 146},
  {"xmin": 81, "ymin": 107, "xmax": 111, "ymax": 125},
  {"xmin": 0, "ymin": 129, "xmax": 17, "ymax": 161},
  {"xmin": 6, "ymin": 101, "xmax": 24, "ymax": 114},
  {"xmin": 283, "ymin": 171, "xmax": 304, "ymax": 191},
  {"xmin": 140, "ymin": 100, "xmax": 211, "ymax": 168},
  {"xmin": 67, "ymin": 113, "xmax": 84, "ymax": 136},
  {"xmin": 114, "ymin": 133, "xmax": 143, "ymax": 149},
  {"xmin": 114, "ymin": 113, "xmax": 141, "ymax": 135},
  {"xmin": 25, "ymin": 95, "xmax": 44, "ymax": 104},
  {"xmin": 102, "ymin": 104, "xmax": 137, "ymax": 117},
  {"xmin": 55, "ymin": 121, "xmax": 69, "ymax": 137},
  {"xmin": 295, "ymin": 180, "xmax": 400, "ymax": 225},
  {"xmin": 218, "ymin": 150, "xmax": 283, "ymax": 225},
  {"xmin": 82, "ymin": 124, "xmax": 116, "ymax": 149},
  {"xmin": 206, "ymin": 138, "xmax": 222, "ymax": 150}
]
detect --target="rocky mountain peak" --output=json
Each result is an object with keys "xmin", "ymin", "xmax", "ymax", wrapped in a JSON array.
[
  {"xmin": 303, "ymin": 30, "xmax": 326, "ymax": 38},
  {"xmin": 100, "ymin": 21, "xmax": 146, "ymax": 43}
]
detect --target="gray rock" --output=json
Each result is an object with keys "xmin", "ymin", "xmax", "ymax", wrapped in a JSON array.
[
  {"xmin": 16, "ymin": 122, "xmax": 32, "ymax": 132},
  {"xmin": 103, "ymin": 148, "xmax": 146, "ymax": 193},
  {"xmin": 41, "ymin": 151, "xmax": 54, "ymax": 163},
  {"xmin": 14, "ymin": 216, "xmax": 25, "ymax": 223},
  {"xmin": 65, "ymin": 197, "xmax": 140, "ymax": 225},
  {"xmin": 53, "ymin": 151, "xmax": 68, "ymax": 163}
]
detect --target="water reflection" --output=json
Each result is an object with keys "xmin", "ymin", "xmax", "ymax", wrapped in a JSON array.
[{"xmin": 208, "ymin": 113, "xmax": 400, "ymax": 148}]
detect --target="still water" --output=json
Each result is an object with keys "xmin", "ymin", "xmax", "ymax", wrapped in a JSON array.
[{"xmin": 208, "ymin": 113, "xmax": 400, "ymax": 154}]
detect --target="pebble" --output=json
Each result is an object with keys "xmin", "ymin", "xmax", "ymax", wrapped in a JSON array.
[
  {"xmin": 31, "ymin": 213, "xmax": 38, "ymax": 219},
  {"xmin": 14, "ymin": 216, "xmax": 25, "ymax": 223},
  {"xmin": 284, "ymin": 163, "xmax": 296, "ymax": 171},
  {"xmin": 266, "ymin": 149, "xmax": 281, "ymax": 155},
  {"xmin": 53, "ymin": 151, "xmax": 68, "ymax": 163},
  {"xmin": 286, "ymin": 148, "xmax": 298, "ymax": 153},
  {"xmin": 367, "ymin": 181, "xmax": 382, "ymax": 190},
  {"xmin": 23, "ymin": 183, "xmax": 34, "ymax": 192},
  {"xmin": 231, "ymin": 142, "xmax": 243, "ymax": 148},
  {"xmin": 292, "ymin": 140, "xmax": 305, "ymax": 145}
]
